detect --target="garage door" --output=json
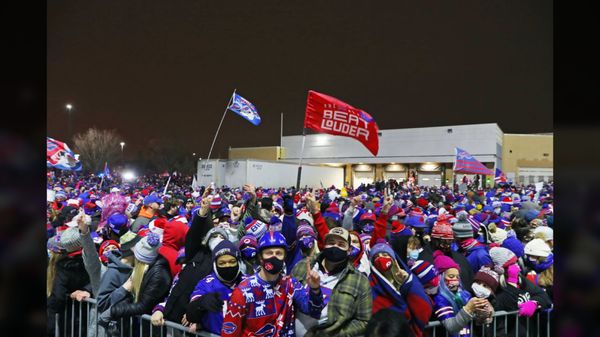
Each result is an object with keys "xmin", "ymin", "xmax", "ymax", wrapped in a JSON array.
[
  {"xmin": 384, "ymin": 172, "xmax": 406, "ymax": 182},
  {"xmin": 353, "ymin": 171, "xmax": 374, "ymax": 188},
  {"xmin": 419, "ymin": 173, "xmax": 442, "ymax": 187}
]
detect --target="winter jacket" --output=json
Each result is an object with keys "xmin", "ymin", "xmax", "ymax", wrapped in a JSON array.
[
  {"xmin": 96, "ymin": 250, "xmax": 133, "ymax": 313},
  {"xmin": 161, "ymin": 210, "xmax": 214, "ymax": 323},
  {"xmin": 130, "ymin": 206, "xmax": 155, "ymax": 233},
  {"xmin": 464, "ymin": 245, "xmax": 493, "ymax": 274},
  {"xmin": 109, "ymin": 255, "xmax": 172, "ymax": 318},
  {"xmin": 419, "ymin": 244, "xmax": 474, "ymax": 289},
  {"xmin": 292, "ymin": 254, "xmax": 372, "ymax": 337},
  {"xmin": 80, "ymin": 230, "xmax": 105, "ymax": 296},
  {"xmin": 158, "ymin": 220, "xmax": 189, "ymax": 278},
  {"xmin": 491, "ymin": 276, "xmax": 552, "ymax": 337},
  {"xmin": 47, "ymin": 255, "xmax": 91, "ymax": 336}
]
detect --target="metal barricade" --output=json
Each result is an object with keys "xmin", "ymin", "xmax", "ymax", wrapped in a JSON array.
[
  {"xmin": 424, "ymin": 308, "xmax": 553, "ymax": 337},
  {"xmin": 57, "ymin": 296, "xmax": 552, "ymax": 337}
]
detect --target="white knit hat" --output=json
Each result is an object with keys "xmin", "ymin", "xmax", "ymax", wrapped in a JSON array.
[
  {"xmin": 60, "ymin": 227, "xmax": 82, "ymax": 253},
  {"xmin": 489, "ymin": 247, "xmax": 518, "ymax": 269},
  {"xmin": 488, "ymin": 223, "xmax": 508, "ymax": 244},
  {"xmin": 533, "ymin": 226, "xmax": 553, "ymax": 242},
  {"xmin": 524, "ymin": 238, "xmax": 551, "ymax": 257},
  {"xmin": 133, "ymin": 233, "xmax": 161, "ymax": 264}
]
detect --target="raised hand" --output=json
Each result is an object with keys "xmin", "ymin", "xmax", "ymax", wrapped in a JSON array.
[
  {"xmin": 199, "ymin": 195, "xmax": 213, "ymax": 217},
  {"xmin": 306, "ymin": 261, "xmax": 321, "ymax": 291}
]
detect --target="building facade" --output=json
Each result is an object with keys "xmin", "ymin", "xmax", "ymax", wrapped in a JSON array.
[{"xmin": 228, "ymin": 123, "xmax": 552, "ymax": 188}]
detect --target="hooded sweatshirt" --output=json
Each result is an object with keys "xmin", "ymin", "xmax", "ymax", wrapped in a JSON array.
[
  {"xmin": 158, "ymin": 220, "xmax": 189, "ymax": 278},
  {"xmin": 96, "ymin": 250, "xmax": 133, "ymax": 312}
]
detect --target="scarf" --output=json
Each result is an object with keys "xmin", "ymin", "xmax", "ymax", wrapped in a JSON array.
[{"xmin": 532, "ymin": 253, "xmax": 554, "ymax": 273}]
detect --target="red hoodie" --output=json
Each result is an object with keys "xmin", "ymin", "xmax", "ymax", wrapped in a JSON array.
[{"xmin": 158, "ymin": 220, "xmax": 189, "ymax": 277}]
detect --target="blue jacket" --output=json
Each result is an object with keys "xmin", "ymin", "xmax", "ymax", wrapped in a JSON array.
[
  {"xmin": 189, "ymin": 272, "xmax": 240, "ymax": 335},
  {"xmin": 280, "ymin": 213, "xmax": 304, "ymax": 274},
  {"xmin": 465, "ymin": 244, "xmax": 493, "ymax": 273},
  {"xmin": 433, "ymin": 290, "xmax": 472, "ymax": 337}
]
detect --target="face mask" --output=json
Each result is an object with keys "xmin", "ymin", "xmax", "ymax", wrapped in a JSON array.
[
  {"xmin": 208, "ymin": 237, "xmax": 224, "ymax": 251},
  {"xmin": 241, "ymin": 246, "xmax": 257, "ymax": 260},
  {"xmin": 216, "ymin": 264, "xmax": 240, "ymax": 283},
  {"xmin": 348, "ymin": 246, "xmax": 361, "ymax": 260},
  {"xmin": 299, "ymin": 236, "xmax": 315, "ymax": 250},
  {"xmin": 362, "ymin": 223, "xmax": 375, "ymax": 234},
  {"xmin": 408, "ymin": 250, "xmax": 420, "ymax": 261},
  {"xmin": 322, "ymin": 246, "xmax": 349, "ymax": 263},
  {"xmin": 472, "ymin": 282, "xmax": 492, "ymax": 298},
  {"xmin": 262, "ymin": 256, "xmax": 284, "ymax": 275},
  {"xmin": 445, "ymin": 278, "xmax": 460, "ymax": 292},
  {"xmin": 374, "ymin": 255, "xmax": 394, "ymax": 273}
]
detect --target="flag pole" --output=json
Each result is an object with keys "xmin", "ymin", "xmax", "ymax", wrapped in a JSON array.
[
  {"xmin": 163, "ymin": 174, "xmax": 172, "ymax": 195},
  {"xmin": 280, "ymin": 112, "xmax": 284, "ymax": 147},
  {"xmin": 295, "ymin": 128, "xmax": 307, "ymax": 191},
  {"xmin": 206, "ymin": 89, "xmax": 236, "ymax": 167}
]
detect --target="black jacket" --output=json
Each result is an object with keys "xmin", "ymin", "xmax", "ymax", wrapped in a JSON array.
[
  {"xmin": 419, "ymin": 243, "xmax": 475, "ymax": 289},
  {"xmin": 47, "ymin": 255, "xmax": 91, "ymax": 336},
  {"xmin": 110, "ymin": 255, "xmax": 172, "ymax": 318},
  {"xmin": 162, "ymin": 211, "xmax": 214, "ymax": 322}
]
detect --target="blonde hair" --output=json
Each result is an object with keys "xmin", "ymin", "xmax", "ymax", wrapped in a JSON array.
[
  {"xmin": 407, "ymin": 236, "xmax": 421, "ymax": 250},
  {"xmin": 534, "ymin": 232, "xmax": 553, "ymax": 250},
  {"xmin": 131, "ymin": 259, "xmax": 150, "ymax": 302},
  {"xmin": 47, "ymin": 252, "xmax": 64, "ymax": 297},
  {"xmin": 535, "ymin": 256, "xmax": 553, "ymax": 287}
]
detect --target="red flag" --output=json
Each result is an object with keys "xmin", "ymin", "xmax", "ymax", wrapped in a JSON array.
[{"xmin": 304, "ymin": 90, "xmax": 379, "ymax": 156}]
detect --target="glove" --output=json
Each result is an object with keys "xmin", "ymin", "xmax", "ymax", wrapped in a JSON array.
[
  {"xmin": 187, "ymin": 292, "xmax": 223, "ymax": 322},
  {"xmin": 518, "ymin": 300, "xmax": 537, "ymax": 317},
  {"xmin": 506, "ymin": 264, "xmax": 521, "ymax": 285}
]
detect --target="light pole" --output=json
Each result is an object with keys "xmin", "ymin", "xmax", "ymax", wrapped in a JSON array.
[
  {"xmin": 120, "ymin": 142, "xmax": 125, "ymax": 165},
  {"xmin": 65, "ymin": 104, "xmax": 73, "ymax": 141}
]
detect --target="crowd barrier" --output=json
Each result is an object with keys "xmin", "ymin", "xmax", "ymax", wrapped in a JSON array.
[{"xmin": 55, "ymin": 296, "xmax": 552, "ymax": 337}]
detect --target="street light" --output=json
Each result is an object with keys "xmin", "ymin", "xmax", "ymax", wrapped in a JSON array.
[
  {"xmin": 120, "ymin": 142, "xmax": 125, "ymax": 164},
  {"xmin": 65, "ymin": 104, "xmax": 73, "ymax": 140}
]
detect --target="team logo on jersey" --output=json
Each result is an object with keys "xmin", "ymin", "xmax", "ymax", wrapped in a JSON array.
[
  {"xmin": 255, "ymin": 323, "xmax": 275, "ymax": 337},
  {"xmin": 222, "ymin": 322, "xmax": 237, "ymax": 334}
]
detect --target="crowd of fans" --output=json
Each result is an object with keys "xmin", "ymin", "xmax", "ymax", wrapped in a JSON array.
[{"xmin": 46, "ymin": 170, "xmax": 554, "ymax": 337}]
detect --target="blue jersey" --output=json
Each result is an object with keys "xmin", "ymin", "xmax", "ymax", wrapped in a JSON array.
[
  {"xmin": 433, "ymin": 290, "xmax": 472, "ymax": 337},
  {"xmin": 189, "ymin": 272, "xmax": 244, "ymax": 335}
]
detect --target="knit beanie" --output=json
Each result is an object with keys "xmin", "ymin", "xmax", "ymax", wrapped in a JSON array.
[
  {"xmin": 524, "ymin": 238, "xmax": 552, "ymax": 257},
  {"xmin": 474, "ymin": 266, "xmax": 500, "ymax": 293},
  {"xmin": 238, "ymin": 234, "xmax": 258, "ymax": 249},
  {"xmin": 47, "ymin": 235, "xmax": 65, "ymax": 254},
  {"xmin": 489, "ymin": 247, "xmax": 518, "ymax": 269},
  {"xmin": 488, "ymin": 223, "xmax": 508, "ymax": 244},
  {"xmin": 431, "ymin": 222, "xmax": 454, "ymax": 240},
  {"xmin": 119, "ymin": 230, "xmax": 142, "ymax": 257},
  {"xmin": 452, "ymin": 211, "xmax": 473, "ymax": 239},
  {"xmin": 296, "ymin": 222, "xmax": 317, "ymax": 238},
  {"xmin": 533, "ymin": 226, "xmax": 553, "ymax": 242},
  {"xmin": 432, "ymin": 250, "xmax": 460, "ymax": 274},
  {"xmin": 411, "ymin": 260, "xmax": 438, "ymax": 285},
  {"xmin": 210, "ymin": 195, "xmax": 222, "ymax": 210},
  {"xmin": 369, "ymin": 242, "xmax": 396, "ymax": 263},
  {"xmin": 202, "ymin": 227, "xmax": 231, "ymax": 247},
  {"xmin": 60, "ymin": 227, "xmax": 82, "ymax": 253},
  {"xmin": 245, "ymin": 219, "xmax": 268, "ymax": 239},
  {"xmin": 212, "ymin": 239, "xmax": 240, "ymax": 263},
  {"xmin": 501, "ymin": 236, "xmax": 525, "ymax": 258},
  {"xmin": 133, "ymin": 232, "xmax": 161, "ymax": 264}
]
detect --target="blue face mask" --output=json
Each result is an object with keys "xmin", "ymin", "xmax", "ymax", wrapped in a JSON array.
[
  {"xmin": 362, "ymin": 223, "xmax": 375, "ymax": 234},
  {"xmin": 241, "ymin": 246, "xmax": 257, "ymax": 260},
  {"xmin": 299, "ymin": 236, "xmax": 315, "ymax": 250},
  {"xmin": 349, "ymin": 246, "xmax": 361, "ymax": 260},
  {"xmin": 407, "ymin": 250, "xmax": 420, "ymax": 261}
]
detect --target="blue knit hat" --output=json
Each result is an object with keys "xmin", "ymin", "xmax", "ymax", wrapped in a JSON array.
[
  {"xmin": 369, "ymin": 241, "xmax": 396, "ymax": 263},
  {"xmin": 411, "ymin": 260, "xmax": 438, "ymax": 285},
  {"xmin": 501, "ymin": 236, "xmax": 525, "ymax": 258}
]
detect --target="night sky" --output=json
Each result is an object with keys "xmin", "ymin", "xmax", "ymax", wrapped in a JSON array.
[{"xmin": 47, "ymin": 1, "xmax": 553, "ymax": 158}]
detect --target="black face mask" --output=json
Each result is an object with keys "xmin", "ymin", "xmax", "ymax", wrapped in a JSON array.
[
  {"xmin": 322, "ymin": 246, "xmax": 348, "ymax": 263},
  {"xmin": 262, "ymin": 256, "xmax": 285, "ymax": 275},
  {"xmin": 216, "ymin": 265, "xmax": 240, "ymax": 283}
]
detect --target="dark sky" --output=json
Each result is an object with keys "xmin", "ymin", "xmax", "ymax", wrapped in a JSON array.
[{"xmin": 47, "ymin": 1, "xmax": 553, "ymax": 158}]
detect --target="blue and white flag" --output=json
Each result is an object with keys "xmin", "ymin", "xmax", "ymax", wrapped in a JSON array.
[
  {"xmin": 228, "ymin": 93, "xmax": 261, "ymax": 126},
  {"xmin": 453, "ymin": 147, "xmax": 493, "ymax": 176}
]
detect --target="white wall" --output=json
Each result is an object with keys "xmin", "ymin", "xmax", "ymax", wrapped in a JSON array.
[
  {"xmin": 282, "ymin": 123, "xmax": 503, "ymax": 164},
  {"xmin": 197, "ymin": 159, "xmax": 344, "ymax": 188}
]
